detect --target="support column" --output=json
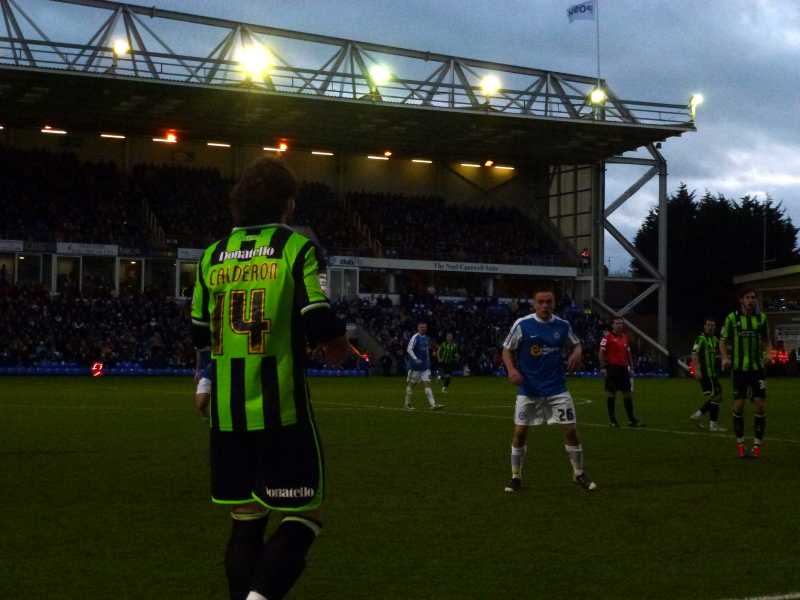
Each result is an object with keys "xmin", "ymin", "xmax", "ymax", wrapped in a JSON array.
[
  {"xmin": 657, "ymin": 158, "xmax": 668, "ymax": 351},
  {"xmin": 590, "ymin": 161, "xmax": 606, "ymax": 302}
]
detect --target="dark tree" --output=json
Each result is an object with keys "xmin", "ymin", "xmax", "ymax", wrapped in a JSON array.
[{"xmin": 632, "ymin": 183, "xmax": 799, "ymax": 329}]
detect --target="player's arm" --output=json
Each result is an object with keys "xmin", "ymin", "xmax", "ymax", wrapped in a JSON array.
[
  {"xmin": 761, "ymin": 315, "xmax": 772, "ymax": 365},
  {"xmin": 190, "ymin": 255, "xmax": 211, "ymax": 349},
  {"xmin": 598, "ymin": 336, "xmax": 608, "ymax": 373},
  {"xmin": 719, "ymin": 315, "xmax": 731, "ymax": 370},
  {"xmin": 295, "ymin": 242, "xmax": 348, "ymax": 365},
  {"xmin": 502, "ymin": 322, "xmax": 523, "ymax": 385},
  {"xmin": 691, "ymin": 336, "xmax": 704, "ymax": 380},
  {"xmin": 565, "ymin": 325, "xmax": 582, "ymax": 371},
  {"xmin": 627, "ymin": 343, "xmax": 635, "ymax": 374},
  {"xmin": 406, "ymin": 335, "xmax": 420, "ymax": 366}
]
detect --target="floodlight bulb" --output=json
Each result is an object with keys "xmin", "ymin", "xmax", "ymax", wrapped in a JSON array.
[
  {"xmin": 278, "ymin": 142, "xmax": 288, "ymax": 151},
  {"xmin": 237, "ymin": 44, "xmax": 272, "ymax": 80},
  {"xmin": 480, "ymin": 74, "xmax": 501, "ymax": 97},
  {"xmin": 112, "ymin": 38, "xmax": 130, "ymax": 57},
  {"xmin": 689, "ymin": 93, "xmax": 704, "ymax": 119},
  {"xmin": 369, "ymin": 64, "xmax": 392, "ymax": 86},
  {"xmin": 590, "ymin": 88, "xmax": 607, "ymax": 105},
  {"xmin": 166, "ymin": 132, "xmax": 177, "ymax": 143}
]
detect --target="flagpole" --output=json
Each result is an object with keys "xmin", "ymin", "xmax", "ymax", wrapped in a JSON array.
[{"xmin": 595, "ymin": 0, "xmax": 601, "ymax": 83}]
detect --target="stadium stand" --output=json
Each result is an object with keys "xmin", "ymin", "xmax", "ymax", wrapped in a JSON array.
[
  {"xmin": 1, "ymin": 146, "xmax": 566, "ymax": 267},
  {"xmin": 0, "ymin": 284, "xmax": 194, "ymax": 369},
  {"xmin": 0, "ymin": 146, "xmax": 148, "ymax": 247},
  {"xmin": 347, "ymin": 191, "xmax": 562, "ymax": 264},
  {"xmin": 333, "ymin": 293, "xmax": 614, "ymax": 376}
]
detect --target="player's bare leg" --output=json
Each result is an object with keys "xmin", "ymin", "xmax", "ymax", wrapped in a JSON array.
[
  {"xmin": 563, "ymin": 425, "xmax": 597, "ymax": 491},
  {"xmin": 424, "ymin": 383, "xmax": 443, "ymax": 409},
  {"xmin": 505, "ymin": 425, "xmax": 528, "ymax": 492},
  {"xmin": 404, "ymin": 379, "xmax": 416, "ymax": 410}
]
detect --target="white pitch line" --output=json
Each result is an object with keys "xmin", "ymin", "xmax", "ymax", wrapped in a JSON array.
[
  {"xmin": 313, "ymin": 401, "xmax": 800, "ymax": 445},
  {"xmin": 7, "ymin": 399, "xmax": 800, "ymax": 447},
  {"xmin": 716, "ymin": 593, "xmax": 800, "ymax": 600}
]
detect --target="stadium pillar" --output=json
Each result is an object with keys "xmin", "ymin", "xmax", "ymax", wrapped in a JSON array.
[
  {"xmin": 593, "ymin": 147, "xmax": 670, "ymax": 364},
  {"xmin": 590, "ymin": 161, "xmax": 606, "ymax": 302},
  {"xmin": 656, "ymin": 151, "xmax": 668, "ymax": 352}
]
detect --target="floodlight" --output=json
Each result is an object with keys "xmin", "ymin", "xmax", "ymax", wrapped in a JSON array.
[
  {"xmin": 237, "ymin": 43, "xmax": 272, "ymax": 81},
  {"xmin": 112, "ymin": 38, "xmax": 130, "ymax": 57},
  {"xmin": 484, "ymin": 160, "xmax": 494, "ymax": 167},
  {"xmin": 689, "ymin": 93, "xmax": 704, "ymax": 119},
  {"xmin": 369, "ymin": 64, "xmax": 392, "ymax": 86},
  {"xmin": 589, "ymin": 87, "xmax": 607, "ymax": 105},
  {"xmin": 384, "ymin": 150, "xmax": 392, "ymax": 157},
  {"xmin": 41, "ymin": 126, "xmax": 67, "ymax": 135},
  {"xmin": 278, "ymin": 142, "xmax": 288, "ymax": 151},
  {"xmin": 412, "ymin": 159, "xmax": 432, "ymax": 164},
  {"xmin": 460, "ymin": 163, "xmax": 481, "ymax": 168},
  {"xmin": 479, "ymin": 75, "xmax": 501, "ymax": 97},
  {"xmin": 101, "ymin": 133, "xmax": 126, "ymax": 139}
]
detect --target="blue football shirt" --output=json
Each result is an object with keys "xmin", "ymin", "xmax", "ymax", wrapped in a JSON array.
[
  {"xmin": 406, "ymin": 333, "xmax": 431, "ymax": 371},
  {"xmin": 503, "ymin": 313, "xmax": 580, "ymax": 397}
]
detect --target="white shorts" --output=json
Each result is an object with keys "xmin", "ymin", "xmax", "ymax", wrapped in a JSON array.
[
  {"xmin": 196, "ymin": 377, "xmax": 212, "ymax": 395},
  {"xmin": 514, "ymin": 392, "xmax": 577, "ymax": 426},
  {"xmin": 407, "ymin": 369, "xmax": 432, "ymax": 384}
]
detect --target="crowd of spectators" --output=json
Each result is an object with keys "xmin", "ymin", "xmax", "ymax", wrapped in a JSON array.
[
  {"xmin": 0, "ymin": 284, "xmax": 194, "ymax": 368},
  {"xmin": 121, "ymin": 164, "xmax": 372, "ymax": 255},
  {"xmin": 131, "ymin": 164, "xmax": 231, "ymax": 248},
  {"xmin": 333, "ymin": 292, "xmax": 613, "ymax": 376},
  {"xmin": 0, "ymin": 145, "xmax": 147, "ymax": 246},
  {"xmin": 347, "ymin": 191, "xmax": 561, "ymax": 265},
  {"xmin": 1, "ymin": 146, "xmax": 568, "ymax": 268}
]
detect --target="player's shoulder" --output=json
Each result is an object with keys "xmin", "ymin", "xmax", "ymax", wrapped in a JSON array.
[
  {"xmin": 551, "ymin": 315, "xmax": 572, "ymax": 328},
  {"xmin": 510, "ymin": 313, "xmax": 537, "ymax": 330}
]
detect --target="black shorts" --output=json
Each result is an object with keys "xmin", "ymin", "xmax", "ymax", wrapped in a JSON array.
[
  {"xmin": 210, "ymin": 417, "xmax": 324, "ymax": 512},
  {"xmin": 732, "ymin": 370, "xmax": 767, "ymax": 401},
  {"xmin": 699, "ymin": 375, "xmax": 722, "ymax": 397},
  {"xmin": 440, "ymin": 363, "xmax": 456, "ymax": 376},
  {"xmin": 605, "ymin": 365, "xmax": 631, "ymax": 394}
]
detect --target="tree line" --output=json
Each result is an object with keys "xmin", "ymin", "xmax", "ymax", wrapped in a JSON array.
[{"xmin": 632, "ymin": 183, "xmax": 799, "ymax": 329}]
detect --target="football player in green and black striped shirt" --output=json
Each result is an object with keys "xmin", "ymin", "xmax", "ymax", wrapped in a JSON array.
[
  {"xmin": 689, "ymin": 318, "xmax": 726, "ymax": 432},
  {"xmin": 191, "ymin": 157, "xmax": 348, "ymax": 600},
  {"xmin": 719, "ymin": 287, "xmax": 771, "ymax": 459},
  {"xmin": 436, "ymin": 332, "xmax": 459, "ymax": 393}
]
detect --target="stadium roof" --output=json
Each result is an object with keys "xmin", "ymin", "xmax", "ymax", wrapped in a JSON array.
[{"xmin": 0, "ymin": 0, "xmax": 697, "ymax": 164}]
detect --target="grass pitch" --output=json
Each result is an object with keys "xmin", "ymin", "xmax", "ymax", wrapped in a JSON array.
[{"xmin": 2, "ymin": 375, "xmax": 799, "ymax": 599}]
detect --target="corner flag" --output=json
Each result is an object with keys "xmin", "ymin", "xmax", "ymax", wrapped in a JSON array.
[{"xmin": 567, "ymin": 0, "xmax": 595, "ymax": 22}]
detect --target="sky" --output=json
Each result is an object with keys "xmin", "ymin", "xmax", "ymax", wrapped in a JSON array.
[{"xmin": 20, "ymin": 0, "xmax": 800, "ymax": 271}]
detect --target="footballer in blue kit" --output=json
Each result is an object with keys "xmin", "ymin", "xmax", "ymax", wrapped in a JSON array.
[
  {"xmin": 502, "ymin": 290, "xmax": 597, "ymax": 492},
  {"xmin": 404, "ymin": 322, "xmax": 444, "ymax": 410}
]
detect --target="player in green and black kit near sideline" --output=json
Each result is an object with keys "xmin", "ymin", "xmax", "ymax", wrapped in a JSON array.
[
  {"xmin": 191, "ymin": 157, "xmax": 348, "ymax": 600},
  {"xmin": 719, "ymin": 287, "xmax": 771, "ymax": 459},
  {"xmin": 437, "ymin": 332, "xmax": 459, "ymax": 393},
  {"xmin": 689, "ymin": 317, "xmax": 727, "ymax": 432}
]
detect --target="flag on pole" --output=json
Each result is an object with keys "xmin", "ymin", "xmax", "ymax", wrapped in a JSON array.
[{"xmin": 567, "ymin": 0, "xmax": 595, "ymax": 22}]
